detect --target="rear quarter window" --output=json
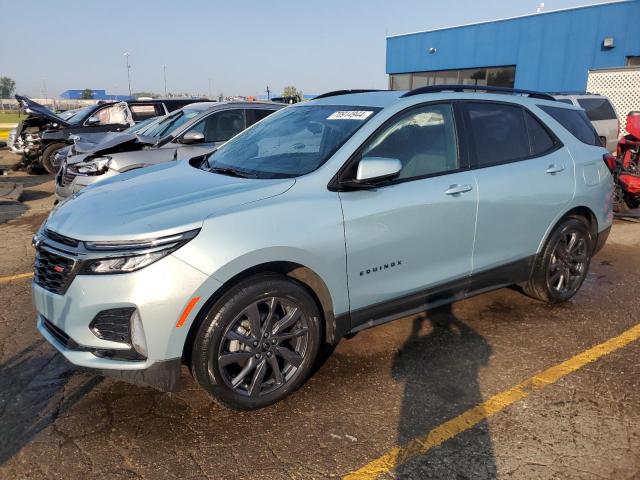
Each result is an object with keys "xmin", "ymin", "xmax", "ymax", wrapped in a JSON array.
[
  {"xmin": 538, "ymin": 105, "xmax": 600, "ymax": 146},
  {"xmin": 576, "ymin": 97, "xmax": 617, "ymax": 121}
]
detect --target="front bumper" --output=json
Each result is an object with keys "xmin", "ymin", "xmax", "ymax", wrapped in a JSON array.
[{"xmin": 33, "ymin": 252, "xmax": 221, "ymax": 391}]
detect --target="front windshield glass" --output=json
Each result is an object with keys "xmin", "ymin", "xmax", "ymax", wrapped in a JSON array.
[
  {"xmin": 58, "ymin": 108, "xmax": 82, "ymax": 120},
  {"xmin": 205, "ymin": 105, "xmax": 380, "ymax": 178},
  {"xmin": 142, "ymin": 108, "xmax": 201, "ymax": 139},
  {"xmin": 125, "ymin": 116, "xmax": 163, "ymax": 135},
  {"xmin": 65, "ymin": 105, "xmax": 95, "ymax": 124}
]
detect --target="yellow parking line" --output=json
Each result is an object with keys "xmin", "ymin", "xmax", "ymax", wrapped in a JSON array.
[
  {"xmin": 344, "ymin": 322, "xmax": 640, "ymax": 480},
  {"xmin": 0, "ymin": 272, "xmax": 33, "ymax": 283}
]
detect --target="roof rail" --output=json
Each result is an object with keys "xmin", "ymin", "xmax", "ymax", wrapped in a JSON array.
[
  {"xmin": 313, "ymin": 89, "xmax": 386, "ymax": 100},
  {"xmin": 401, "ymin": 85, "xmax": 556, "ymax": 101}
]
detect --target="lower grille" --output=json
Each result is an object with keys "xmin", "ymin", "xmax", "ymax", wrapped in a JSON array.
[
  {"xmin": 89, "ymin": 308, "xmax": 136, "ymax": 344},
  {"xmin": 34, "ymin": 248, "xmax": 76, "ymax": 295}
]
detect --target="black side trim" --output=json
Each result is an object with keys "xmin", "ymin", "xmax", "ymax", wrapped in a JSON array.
[
  {"xmin": 343, "ymin": 256, "xmax": 535, "ymax": 335},
  {"xmin": 593, "ymin": 226, "xmax": 611, "ymax": 255}
]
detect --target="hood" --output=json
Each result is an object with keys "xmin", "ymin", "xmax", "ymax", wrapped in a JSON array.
[
  {"xmin": 69, "ymin": 132, "xmax": 156, "ymax": 158},
  {"xmin": 15, "ymin": 95, "xmax": 70, "ymax": 127},
  {"xmin": 46, "ymin": 160, "xmax": 295, "ymax": 240}
]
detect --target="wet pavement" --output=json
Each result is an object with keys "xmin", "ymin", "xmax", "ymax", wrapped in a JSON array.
[{"xmin": 0, "ymin": 161, "xmax": 639, "ymax": 479}]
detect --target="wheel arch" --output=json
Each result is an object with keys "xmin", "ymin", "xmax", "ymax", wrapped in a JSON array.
[
  {"xmin": 537, "ymin": 205, "xmax": 599, "ymax": 256},
  {"xmin": 182, "ymin": 261, "xmax": 339, "ymax": 366}
]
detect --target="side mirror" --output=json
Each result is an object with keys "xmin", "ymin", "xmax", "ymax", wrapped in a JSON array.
[
  {"xmin": 181, "ymin": 131, "xmax": 205, "ymax": 144},
  {"xmin": 355, "ymin": 156, "xmax": 402, "ymax": 183},
  {"xmin": 86, "ymin": 115, "xmax": 101, "ymax": 125}
]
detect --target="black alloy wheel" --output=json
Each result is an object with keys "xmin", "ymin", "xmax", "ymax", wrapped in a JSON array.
[
  {"xmin": 191, "ymin": 274, "xmax": 322, "ymax": 410},
  {"xmin": 524, "ymin": 216, "xmax": 593, "ymax": 303}
]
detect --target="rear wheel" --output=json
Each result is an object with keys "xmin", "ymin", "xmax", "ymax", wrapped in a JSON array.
[
  {"xmin": 191, "ymin": 274, "xmax": 322, "ymax": 410},
  {"xmin": 524, "ymin": 216, "xmax": 592, "ymax": 303},
  {"xmin": 41, "ymin": 142, "xmax": 67, "ymax": 174}
]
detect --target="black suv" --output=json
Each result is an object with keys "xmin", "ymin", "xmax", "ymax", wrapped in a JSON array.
[{"xmin": 14, "ymin": 95, "xmax": 207, "ymax": 173}]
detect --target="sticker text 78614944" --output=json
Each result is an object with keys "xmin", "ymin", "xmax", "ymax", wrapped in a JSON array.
[{"xmin": 327, "ymin": 111, "xmax": 374, "ymax": 120}]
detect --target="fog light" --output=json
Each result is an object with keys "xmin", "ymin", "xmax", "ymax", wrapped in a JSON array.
[{"xmin": 130, "ymin": 310, "xmax": 148, "ymax": 357}]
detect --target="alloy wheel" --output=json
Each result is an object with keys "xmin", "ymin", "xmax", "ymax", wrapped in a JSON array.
[
  {"xmin": 214, "ymin": 297, "xmax": 310, "ymax": 398},
  {"xmin": 546, "ymin": 229, "xmax": 589, "ymax": 297}
]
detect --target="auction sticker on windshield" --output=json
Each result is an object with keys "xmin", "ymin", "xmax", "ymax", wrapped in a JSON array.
[{"xmin": 327, "ymin": 111, "xmax": 374, "ymax": 120}]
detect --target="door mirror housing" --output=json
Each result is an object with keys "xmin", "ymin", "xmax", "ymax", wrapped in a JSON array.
[
  {"xmin": 86, "ymin": 115, "xmax": 101, "ymax": 125},
  {"xmin": 181, "ymin": 131, "xmax": 205, "ymax": 144},
  {"xmin": 355, "ymin": 156, "xmax": 402, "ymax": 183}
]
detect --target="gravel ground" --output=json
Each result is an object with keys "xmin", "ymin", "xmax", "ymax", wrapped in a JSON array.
[{"xmin": 0, "ymin": 159, "xmax": 638, "ymax": 479}]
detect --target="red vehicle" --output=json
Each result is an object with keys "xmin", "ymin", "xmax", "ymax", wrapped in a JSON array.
[{"xmin": 610, "ymin": 112, "xmax": 640, "ymax": 211}]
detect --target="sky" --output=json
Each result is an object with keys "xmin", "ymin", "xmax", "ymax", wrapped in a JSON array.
[{"xmin": 0, "ymin": 0, "xmax": 616, "ymax": 98}]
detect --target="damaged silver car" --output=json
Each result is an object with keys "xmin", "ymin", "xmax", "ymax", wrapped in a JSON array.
[{"xmin": 55, "ymin": 102, "xmax": 283, "ymax": 200}]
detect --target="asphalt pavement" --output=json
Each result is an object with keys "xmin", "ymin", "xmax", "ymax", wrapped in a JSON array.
[{"xmin": 0, "ymin": 151, "xmax": 638, "ymax": 479}]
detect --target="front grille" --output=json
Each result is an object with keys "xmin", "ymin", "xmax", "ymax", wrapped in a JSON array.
[
  {"xmin": 34, "ymin": 248, "xmax": 76, "ymax": 295},
  {"xmin": 45, "ymin": 229, "xmax": 79, "ymax": 248},
  {"xmin": 89, "ymin": 308, "xmax": 135, "ymax": 344}
]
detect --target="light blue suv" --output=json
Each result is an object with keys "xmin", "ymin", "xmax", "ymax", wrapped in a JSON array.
[{"xmin": 32, "ymin": 86, "xmax": 614, "ymax": 409}]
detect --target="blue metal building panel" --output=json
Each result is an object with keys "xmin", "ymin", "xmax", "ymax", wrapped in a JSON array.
[{"xmin": 386, "ymin": 0, "xmax": 640, "ymax": 91}]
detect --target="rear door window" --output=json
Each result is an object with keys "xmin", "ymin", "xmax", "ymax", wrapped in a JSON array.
[
  {"xmin": 465, "ymin": 102, "xmax": 529, "ymax": 167},
  {"xmin": 524, "ymin": 111, "xmax": 557, "ymax": 155},
  {"xmin": 246, "ymin": 108, "xmax": 277, "ymax": 127},
  {"xmin": 576, "ymin": 98, "xmax": 617, "ymax": 121},
  {"xmin": 538, "ymin": 105, "xmax": 600, "ymax": 146},
  {"xmin": 130, "ymin": 104, "xmax": 161, "ymax": 122}
]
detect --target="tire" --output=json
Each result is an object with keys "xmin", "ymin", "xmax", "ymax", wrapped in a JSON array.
[
  {"xmin": 191, "ymin": 273, "xmax": 322, "ymax": 410},
  {"xmin": 41, "ymin": 142, "xmax": 67, "ymax": 174},
  {"xmin": 524, "ymin": 216, "xmax": 593, "ymax": 303}
]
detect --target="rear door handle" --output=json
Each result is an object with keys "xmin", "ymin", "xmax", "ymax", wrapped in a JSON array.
[
  {"xmin": 445, "ymin": 184, "xmax": 473, "ymax": 196},
  {"xmin": 545, "ymin": 164, "xmax": 565, "ymax": 174}
]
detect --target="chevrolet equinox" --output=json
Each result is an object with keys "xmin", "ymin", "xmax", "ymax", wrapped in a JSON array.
[{"xmin": 33, "ymin": 86, "xmax": 614, "ymax": 410}]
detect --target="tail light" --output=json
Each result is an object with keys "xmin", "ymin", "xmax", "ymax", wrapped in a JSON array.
[{"xmin": 603, "ymin": 153, "xmax": 617, "ymax": 173}]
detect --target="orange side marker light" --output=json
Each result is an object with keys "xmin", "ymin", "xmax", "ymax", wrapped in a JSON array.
[{"xmin": 176, "ymin": 296, "xmax": 201, "ymax": 328}]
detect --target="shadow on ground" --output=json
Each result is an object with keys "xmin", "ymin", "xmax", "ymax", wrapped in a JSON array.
[
  {"xmin": 392, "ymin": 305, "xmax": 496, "ymax": 479},
  {"xmin": 0, "ymin": 341, "xmax": 102, "ymax": 464}
]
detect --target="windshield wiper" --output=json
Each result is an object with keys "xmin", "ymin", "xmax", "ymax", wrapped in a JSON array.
[{"xmin": 210, "ymin": 166, "xmax": 256, "ymax": 178}]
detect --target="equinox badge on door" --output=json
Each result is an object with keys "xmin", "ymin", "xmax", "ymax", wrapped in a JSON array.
[{"xmin": 360, "ymin": 260, "xmax": 402, "ymax": 276}]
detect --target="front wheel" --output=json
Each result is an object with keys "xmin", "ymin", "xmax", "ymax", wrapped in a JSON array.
[
  {"xmin": 524, "ymin": 217, "xmax": 593, "ymax": 303},
  {"xmin": 191, "ymin": 274, "xmax": 322, "ymax": 410},
  {"xmin": 41, "ymin": 142, "xmax": 67, "ymax": 174}
]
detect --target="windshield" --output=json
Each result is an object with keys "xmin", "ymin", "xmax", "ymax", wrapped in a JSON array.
[
  {"xmin": 124, "ymin": 115, "xmax": 164, "ymax": 134},
  {"xmin": 65, "ymin": 105, "xmax": 96, "ymax": 124},
  {"xmin": 57, "ymin": 108, "xmax": 83, "ymax": 120},
  {"xmin": 142, "ymin": 108, "xmax": 201, "ymax": 139},
  {"xmin": 205, "ymin": 105, "xmax": 379, "ymax": 178}
]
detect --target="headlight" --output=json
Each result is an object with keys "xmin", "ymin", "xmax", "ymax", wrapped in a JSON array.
[
  {"xmin": 68, "ymin": 156, "xmax": 111, "ymax": 175},
  {"xmin": 79, "ymin": 229, "xmax": 199, "ymax": 274}
]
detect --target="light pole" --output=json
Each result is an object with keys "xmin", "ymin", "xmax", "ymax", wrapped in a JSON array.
[
  {"xmin": 208, "ymin": 78, "xmax": 213, "ymax": 99},
  {"xmin": 163, "ymin": 65, "xmax": 167, "ymax": 96},
  {"xmin": 124, "ymin": 52, "xmax": 132, "ymax": 96}
]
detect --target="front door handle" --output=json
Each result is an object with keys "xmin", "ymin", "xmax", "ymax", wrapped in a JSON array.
[
  {"xmin": 545, "ymin": 164, "xmax": 565, "ymax": 174},
  {"xmin": 445, "ymin": 184, "xmax": 473, "ymax": 196}
]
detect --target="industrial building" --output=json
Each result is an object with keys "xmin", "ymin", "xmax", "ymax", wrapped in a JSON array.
[
  {"xmin": 386, "ymin": 0, "xmax": 640, "ymax": 93},
  {"xmin": 59, "ymin": 89, "xmax": 133, "ymax": 101}
]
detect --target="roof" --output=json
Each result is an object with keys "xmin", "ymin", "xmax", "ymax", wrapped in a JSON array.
[
  {"xmin": 306, "ymin": 88, "xmax": 574, "ymax": 110},
  {"xmin": 183, "ymin": 100, "xmax": 283, "ymax": 111},
  {"xmin": 387, "ymin": 0, "xmax": 634, "ymax": 39}
]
